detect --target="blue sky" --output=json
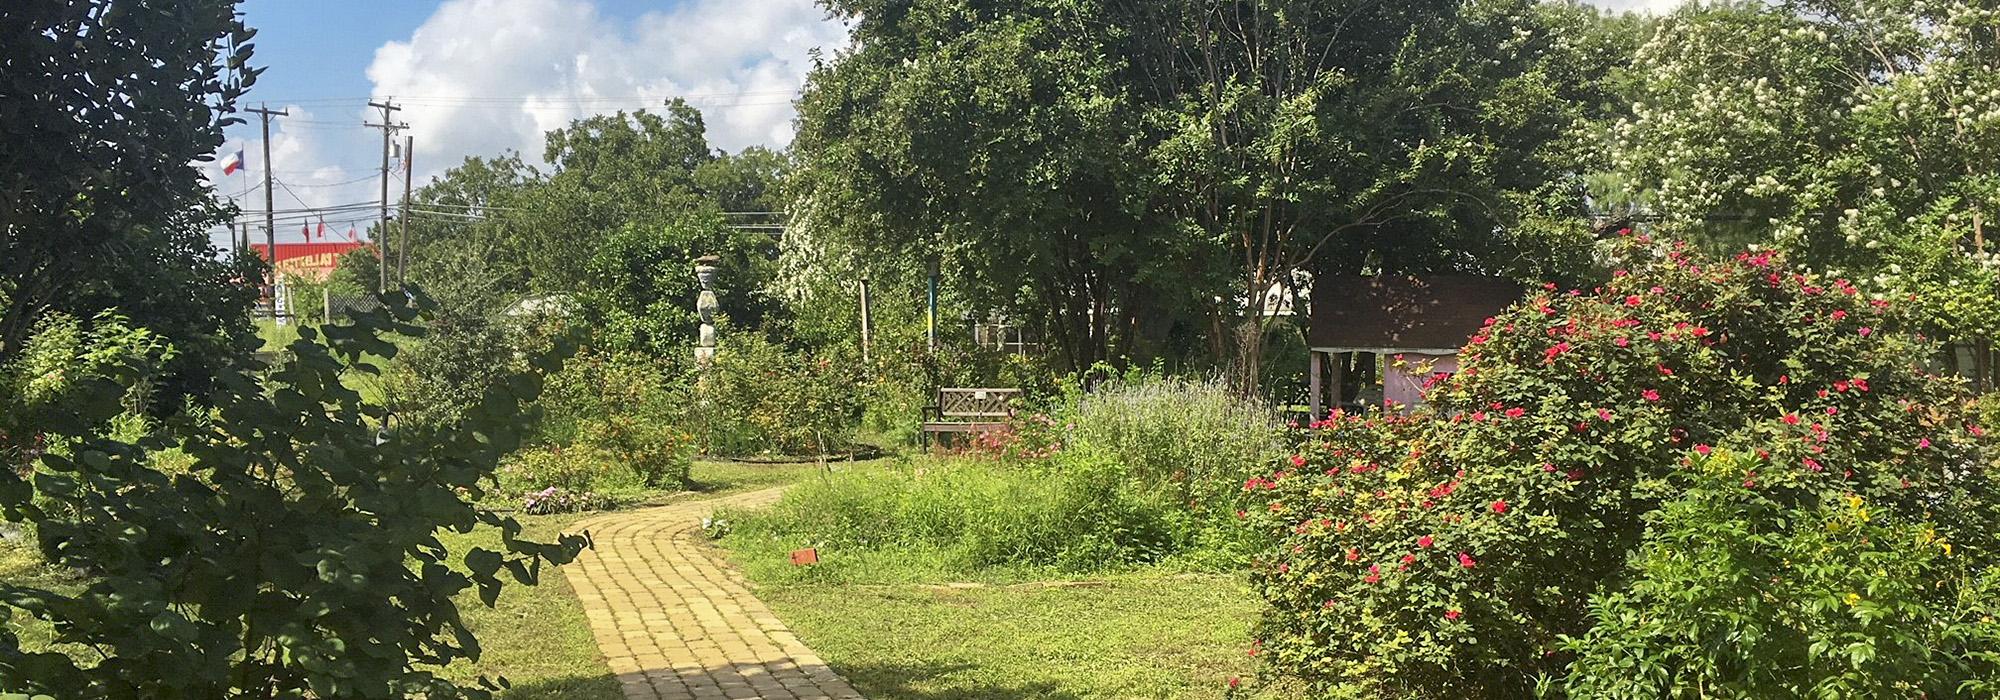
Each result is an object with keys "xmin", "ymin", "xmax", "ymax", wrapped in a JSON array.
[
  {"xmin": 211, "ymin": 0, "xmax": 846, "ymax": 246},
  {"xmin": 209, "ymin": 0, "xmax": 1668, "ymax": 247}
]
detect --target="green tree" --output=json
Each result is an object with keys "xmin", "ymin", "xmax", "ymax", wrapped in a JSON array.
[
  {"xmin": 390, "ymin": 103, "xmax": 782, "ymax": 351},
  {"xmin": 0, "ymin": 0, "xmax": 263, "ymax": 404},
  {"xmin": 372, "ymin": 152, "xmax": 544, "ymax": 317},
  {"xmin": 789, "ymin": 0, "xmax": 1631, "ymax": 377},
  {"xmin": 1604, "ymin": 0, "xmax": 2000, "ymax": 340}
]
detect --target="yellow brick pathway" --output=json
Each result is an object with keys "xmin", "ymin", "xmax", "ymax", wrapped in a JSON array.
[{"xmin": 565, "ymin": 489, "xmax": 863, "ymax": 700}]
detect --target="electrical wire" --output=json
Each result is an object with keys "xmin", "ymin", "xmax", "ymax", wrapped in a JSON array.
[
  {"xmin": 274, "ymin": 173, "xmax": 379, "ymax": 189},
  {"xmin": 261, "ymin": 89, "xmax": 799, "ymax": 105}
]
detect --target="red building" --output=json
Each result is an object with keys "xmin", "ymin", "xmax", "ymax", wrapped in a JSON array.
[{"xmin": 249, "ymin": 242, "xmax": 369, "ymax": 282}]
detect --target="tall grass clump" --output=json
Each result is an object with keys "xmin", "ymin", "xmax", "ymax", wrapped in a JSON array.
[
  {"xmin": 714, "ymin": 456, "xmax": 1181, "ymax": 584},
  {"xmin": 1065, "ymin": 374, "xmax": 1282, "ymax": 497},
  {"xmin": 1060, "ymin": 374, "xmax": 1284, "ymax": 564},
  {"xmin": 714, "ymin": 373, "xmax": 1286, "ymax": 582}
]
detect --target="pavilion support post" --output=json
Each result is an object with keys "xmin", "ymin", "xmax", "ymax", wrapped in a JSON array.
[
  {"xmin": 1308, "ymin": 351, "xmax": 1324, "ymax": 422},
  {"xmin": 1327, "ymin": 352, "xmax": 1346, "ymax": 418}
]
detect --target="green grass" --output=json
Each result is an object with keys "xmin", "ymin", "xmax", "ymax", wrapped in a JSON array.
[
  {"xmin": 252, "ymin": 318, "xmax": 303, "ymax": 352},
  {"xmin": 684, "ymin": 458, "xmax": 850, "ymax": 500},
  {"xmin": 0, "ymin": 531, "xmax": 87, "ymax": 661},
  {"xmin": 432, "ymin": 511, "xmax": 621, "ymax": 699},
  {"xmin": 710, "ymin": 455, "xmax": 1297, "ymax": 699},
  {"xmin": 748, "ymin": 570, "xmax": 1289, "ymax": 699}
]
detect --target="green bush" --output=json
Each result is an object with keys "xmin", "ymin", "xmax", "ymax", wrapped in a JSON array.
[
  {"xmin": 1564, "ymin": 453, "xmax": 2000, "ymax": 698},
  {"xmin": 718, "ymin": 456, "xmax": 1181, "ymax": 582},
  {"xmin": 499, "ymin": 444, "xmax": 619, "ymax": 494},
  {"xmin": 576, "ymin": 415, "xmax": 694, "ymax": 488},
  {"xmin": 499, "ymin": 349, "xmax": 693, "ymax": 502},
  {"xmin": 534, "ymin": 350, "xmax": 683, "ymax": 447},
  {"xmin": 498, "ymin": 420, "xmax": 693, "ymax": 504},
  {"xmin": 1242, "ymin": 237, "xmax": 2000, "ymax": 697},
  {"xmin": 0, "ymin": 293, "xmax": 585, "ymax": 697},
  {"xmin": 385, "ymin": 313, "xmax": 519, "ymax": 431},
  {"xmin": 689, "ymin": 333, "xmax": 861, "ymax": 457}
]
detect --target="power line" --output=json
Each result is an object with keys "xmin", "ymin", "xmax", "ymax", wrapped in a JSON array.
[
  {"xmin": 259, "ymin": 89, "xmax": 798, "ymax": 105},
  {"xmin": 274, "ymin": 174, "xmax": 379, "ymax": 189}
]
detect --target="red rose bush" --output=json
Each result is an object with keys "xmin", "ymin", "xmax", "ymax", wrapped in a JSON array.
[{"xmin": 1242, "ymin": 237, "xmax": 2000, "ymax": 697}]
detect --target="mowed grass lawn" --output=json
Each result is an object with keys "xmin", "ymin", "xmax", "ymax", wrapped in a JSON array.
[{"xmin": 752, "ymin": 573, "xmax": 1275, "ymax": 700}]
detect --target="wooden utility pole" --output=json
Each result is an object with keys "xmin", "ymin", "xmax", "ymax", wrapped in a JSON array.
[
  {"xmin": 398, "ymin": 134, "xmax": 414, "ymax": 286},
  {"xmin": 246, "ymin": 103, "xmax": 287, "ymax": 322},
  {"xmin": 365, "ymin": 99, "xmax": 406, "ymax": 293}
]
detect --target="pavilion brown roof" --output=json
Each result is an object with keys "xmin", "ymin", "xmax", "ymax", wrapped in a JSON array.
[{"xmin": 1308, "ymin": 274, "xmax": 1524, "ymax": 353}]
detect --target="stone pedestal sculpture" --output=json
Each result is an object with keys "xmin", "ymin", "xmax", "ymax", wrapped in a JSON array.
[{"xmin": 694, "ymin": 256, "xmax": 720, "ymax": 363}]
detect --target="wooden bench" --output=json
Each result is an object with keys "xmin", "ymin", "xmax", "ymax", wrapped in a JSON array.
[{"xmin": 920, "ymin": 387, "xmax": 1021, "ymax": 448}]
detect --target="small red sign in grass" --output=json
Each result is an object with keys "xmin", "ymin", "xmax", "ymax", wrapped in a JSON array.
[{"xmin": 789, "ymin": 548, "xmax": 819, "ymax": 566}]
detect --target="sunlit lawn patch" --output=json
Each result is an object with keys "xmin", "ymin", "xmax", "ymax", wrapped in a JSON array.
[{"xmin": 749, "ymin": 571, "xmax": 1292, "ymax": 699}]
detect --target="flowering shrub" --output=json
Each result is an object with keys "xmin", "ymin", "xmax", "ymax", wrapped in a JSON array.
[
  {"xmin": 1564, "ymin": 453, "xmax": 2000, "ymax": 697},
  {"xmin": 520, "ymin": 486, "xmax": 615, "ymax": 515},
  {"xmin": 1242, "ymin": 236, "xmax": 2000, "ymax": 696},
  {"xmin": 574, "ymin": 414, "xmax": 694, "ymax": 488},
  {"xmin": 688, "ymin": 333, "xmax": 862, "ymax": 457},
  {"xmin": 964, "ymin": 412, "xmax": 1063, "ymax": 461}
]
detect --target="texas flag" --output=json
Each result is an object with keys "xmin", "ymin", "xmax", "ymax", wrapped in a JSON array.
[{"xmin": 221, "ymin": 149, "xmax": 245, "ymax": 176}]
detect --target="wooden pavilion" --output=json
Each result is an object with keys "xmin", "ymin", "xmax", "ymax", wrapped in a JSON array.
[{"xmin": 1305, "ymin": 274, "xmax": 1523, "ymax": 418}]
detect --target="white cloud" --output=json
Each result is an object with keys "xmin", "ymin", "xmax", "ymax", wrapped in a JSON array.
[
  {"xmin": 205, "ymin": 105, "xmax": 384, "ymax": 249},
  {"xmin": 365, "ymin": 0, "xmax": 846, "ymax": 180}
]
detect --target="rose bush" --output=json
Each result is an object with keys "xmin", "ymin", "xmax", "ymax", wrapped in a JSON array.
[{"xmin": 1242, "ymin": 236, "xmax": 2000, "ymax": 697}]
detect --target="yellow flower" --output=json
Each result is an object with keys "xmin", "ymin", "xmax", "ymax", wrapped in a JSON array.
[{"xmin": 1845, "ymin": 592, "xmax": 1861, "ymax": 606}]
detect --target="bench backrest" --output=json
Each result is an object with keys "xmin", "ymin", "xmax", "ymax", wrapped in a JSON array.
[{"xmin": 937, "ymin": 388, "xmax": 1020, "ymax": 419}]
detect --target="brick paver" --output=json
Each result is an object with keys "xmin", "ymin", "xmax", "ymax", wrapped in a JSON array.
[{"xmin": 565, "ymin": 489, "xmax": 863, "ymax": 700}]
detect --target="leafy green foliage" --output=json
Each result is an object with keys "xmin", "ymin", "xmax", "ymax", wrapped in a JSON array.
[
  {"xmin": 1564, "ymin": 453, "xmax": 2000, "ymax": 698},
  {"xmin": 719, "ymin": 456, "xmax": 1183, "ymax": 582},
  {"xmin": 1055, "ymin": 373, "xmax": 1282, "ymax": 564},
  {"xmin": 0, "ymin": 292, "xmax": 588, "ymax": 698},
  {"xmin": 790, "ymin": 0, "xmax": 1628, "ymax": 372},
  {"xmin": 392, "ymin": 103, "xmax": 783, "ymax": 351},
  {"xmin": 496, "ymin": 350, "xmax": 695, "ymax": 502},
  {"xmin": 0, "ymin": 0, "xmax": 262, "ymax": 405},
  {"xmin": 386, "ymin": 313, "xmax": 522, "ymax": 432},
  {"xmin": 1605, "ymin": 0, "xmax": 2000, "ymax": 339},
  {"xmin": 1242, "ymin": 235, "xmax": 2000, "ymax": 696},
  {"xmin": 689, "ymin": 333, "xmax": 862, "ymax": 457},
  {"xmin": 1, "ymin": 313, "xmax": 172, "ymax": 468}
]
